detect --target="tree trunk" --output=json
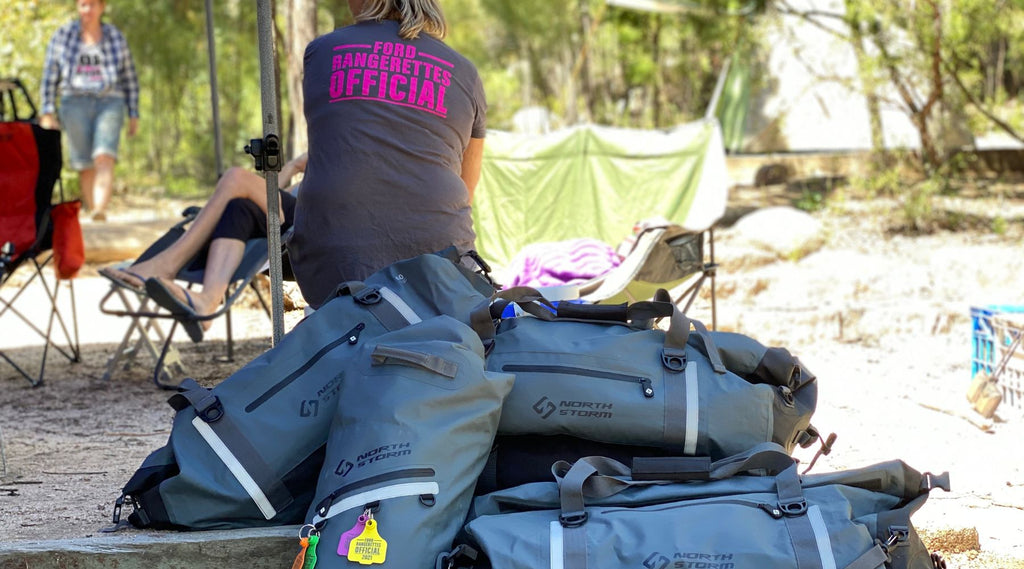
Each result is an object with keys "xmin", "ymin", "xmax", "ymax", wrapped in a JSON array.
[
  {"xmin": 286, "ymin": 0, "xmax": 317, "ymax": 157},
  {"xmin": 843, "ymin": 1, "xmax": 884, "ymax": 153}
]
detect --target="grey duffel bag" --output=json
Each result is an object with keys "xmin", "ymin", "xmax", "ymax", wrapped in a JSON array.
[
  {"xmin": 458, "ymin": 443, "xmax": 950, "ymax": 569},
  {"xmin": 307, "ymin": 315, "xmax": 515, "ymax": 569},
  {"xmin": 115, "ymin": 249, "xmax": 496, "ymax": 530},
  {"xmin": 480, "ymin": 292, "xmax": 819, "ymax": 459}
]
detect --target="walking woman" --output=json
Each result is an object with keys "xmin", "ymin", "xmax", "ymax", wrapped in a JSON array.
[{"xmin": 40, "ymin": 0, "xmax": 140, "ymax": 222}]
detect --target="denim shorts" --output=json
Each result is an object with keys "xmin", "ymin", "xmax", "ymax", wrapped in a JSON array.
[{"xmin": 58, "ymin": 95, "xmax": 126, "ymax": 170}]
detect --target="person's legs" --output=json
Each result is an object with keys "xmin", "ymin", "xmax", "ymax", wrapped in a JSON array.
[
  {"xmin": 106, "ymin": 167, "xmax": 272, "ymax": 288},
  {"xmin": 89, "ymin": 98, "xmax": 126, "ymax": 221},
  {"xmin": 151, "ymin": 237, "xmax": 245, "ymax": 320},
  {"xmin": 90, "ymin": 154, "xmax": 115, "ymax": 219},
  {"xmin": 143, "ymin": 193, "xmax": 296, "ymax": 319},
  {"xmin": 59, "ymin": 96, "xmax": 98, "ymax": 211},
  {"xmin": 78, "ymin": 168, "xmax": 96, "ymax": 212}
]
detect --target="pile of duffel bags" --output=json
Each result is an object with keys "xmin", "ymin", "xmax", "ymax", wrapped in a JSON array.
[{"xmin": 113, "ymin": 249, "xmax": 950, "ymax": 569}]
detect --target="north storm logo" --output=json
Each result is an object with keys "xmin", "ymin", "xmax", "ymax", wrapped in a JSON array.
[
  {"xmin": 335, "ymin": 459, "xmax": 354, "ymax": 477},
  {"xmin": 643, "ymin": 552, "xmax": 735, "ymax": 569},
  {"xmin": 300, "ymin": 399, "xmax": 320, "ymax": 417},
  {"xmin": 533, "ymin": 397, "xmax": 556, "ymax": 419},
  {"xmin": 644, "ymin": 553, "xmax": 671, "ymax": 569},
  {"xmin": 532, "ymin": 397, "xmax": 614, "ymax": 420}
]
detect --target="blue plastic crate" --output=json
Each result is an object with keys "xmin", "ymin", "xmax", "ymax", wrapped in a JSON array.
[
  {"xmin": 971, "ymin": 305, "xmax": 1024, "ymax": 412},
  {"xmin": 971, "ymin": 305, "xmax": 1024, "ymax": 377}
]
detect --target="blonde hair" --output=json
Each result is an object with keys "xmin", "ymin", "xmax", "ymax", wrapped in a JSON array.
[{"xmin": 356, "ymin": 0, "xmax": 447, "ymax": 40}]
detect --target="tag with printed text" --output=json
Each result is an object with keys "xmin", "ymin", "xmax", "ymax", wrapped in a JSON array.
[
  {"xmin": 346, "ymin": 518, "xmax": 388, "ymax": 565},
  {"xmin": 337, "ymin": 514, "xmax": 368, "ymax": 556}
]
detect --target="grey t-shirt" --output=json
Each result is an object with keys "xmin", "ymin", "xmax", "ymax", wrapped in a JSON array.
[{"xmin": 291, "ymin": 20, "xmax": 487, "ymax": 308}]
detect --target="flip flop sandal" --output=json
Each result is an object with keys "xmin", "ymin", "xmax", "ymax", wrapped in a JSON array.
[
  {"xmin": 144, "ymin": 277, "xmax": 206, "ymax": 343},
  {"xmin": 98, "ymin": 267, "xmax": 147, "ymax": 295}
]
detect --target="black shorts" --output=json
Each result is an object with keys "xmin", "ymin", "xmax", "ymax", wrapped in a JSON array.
[{"xmin": 210, "ymin": 190, "xmax": 297, "ymax": 242}]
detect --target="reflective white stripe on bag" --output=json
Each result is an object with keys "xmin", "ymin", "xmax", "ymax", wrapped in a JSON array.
[
  {"xmin": 684, "ymin": 360, "xmax": 699, "ymax": 455},
  {"xmin": 312, "ymin": 481, "xmax": 440, "ymax": 524},
  {"xmin": 379, "ymin": 286, "xmax": 422, "ymax": 324},
  {"xmin": 191, "ymin": 416, "xmax": 277, "ymax": 520},
  {"xmin": 808, "ymin": 505, "xmax": 839, "ymax": 569},
  {"xmin": 549, "ymin": 521, "xmax": 564, "ymax": 569}
]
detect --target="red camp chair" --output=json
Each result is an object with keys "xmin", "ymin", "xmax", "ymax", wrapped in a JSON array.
[{"xmin": 0, "ymin": 78, "xmax": 81, "ymax": 386}]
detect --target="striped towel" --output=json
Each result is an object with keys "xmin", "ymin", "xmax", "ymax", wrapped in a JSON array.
[{"xmin": 505, "ymin": 238, "xmax": 622, "ymax": 288}]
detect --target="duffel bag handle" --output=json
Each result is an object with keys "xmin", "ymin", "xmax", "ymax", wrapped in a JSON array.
[
  {"xmin": 471, "ymin": 287, "xmax": 725, "ymax": 374},
  {"xmin": 553, "ymin": 442, "xmax": 795, "ymax": 500},
  {"xmin": 555, "ymin": 443, "xmax": 800, "ymax": 528}
]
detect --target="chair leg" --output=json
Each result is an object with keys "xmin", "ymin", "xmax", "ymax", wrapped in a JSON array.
[
  {"xmin": 102, "ymin": 288, "xmax": 187, "ymax": 386},
  {"xmin": 153, "ymin": 323, "xmax": 186, "ymax": 390},
  {"xmin": 0, "ymin": 351, "xmax": 43, "ymax": 387}
]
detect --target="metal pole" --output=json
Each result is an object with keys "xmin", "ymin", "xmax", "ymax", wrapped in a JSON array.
[
  {"xmin": 204, "ymin": 0, "xmax": 224, "ymax": 177},
  {"xmin": 256, "ymin": 0, "xmax": 286, "ymax": 345}
]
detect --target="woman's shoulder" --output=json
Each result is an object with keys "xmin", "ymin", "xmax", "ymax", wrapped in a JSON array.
[
  {"xmin": 52, "ymin": 19, "xmax": 80, "ymax": 39},
  {"xmin": 101, "ymin": 22, "xmax": 128, "ymax": 41}
]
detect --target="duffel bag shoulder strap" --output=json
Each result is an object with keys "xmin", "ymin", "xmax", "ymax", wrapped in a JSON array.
[
  {"xmin": 331, "ymin": 280, "xmax": 423, "ymax": 331},
  {"xmin": 166, "ymin": 378, "xmax": 295, "ymax": 521}
]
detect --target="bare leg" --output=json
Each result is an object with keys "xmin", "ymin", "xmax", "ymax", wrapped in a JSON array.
[
  {"xmin": 79, "ymin": 168, "xmax": 96, "ymax": 212},
  {"xmin": 91, "ymin": 154, "xmax": 116, "ymax": 217},
  {"xmin": 119, "ymin": 167, "xmax": 274, "ymax": 283},
  {"xmin": 178, "ymin": 238, "xmax": 246, "ymax": 318}
]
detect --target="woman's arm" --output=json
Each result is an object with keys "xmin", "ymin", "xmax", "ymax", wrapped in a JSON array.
[
  {"xmin": 279, "ymin": 152, "xmax": 309, "ymax": 189},
  {"xmin": 39, "ymin": 29, "xmax": 64, "ymax": 127},
  {"xmin": 461, "ymin": 138, "xmax": 484, "ymax": 204}
]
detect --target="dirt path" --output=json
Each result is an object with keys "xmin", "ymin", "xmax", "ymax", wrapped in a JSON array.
[{"xmin": 2, "ymin": 190, "xmax": 1023, "ymax": 567}]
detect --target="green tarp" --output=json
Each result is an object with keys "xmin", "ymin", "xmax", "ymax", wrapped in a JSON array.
[{"xmin": 472, "ymin": 118, "xmax": 729, "ymax": 268}]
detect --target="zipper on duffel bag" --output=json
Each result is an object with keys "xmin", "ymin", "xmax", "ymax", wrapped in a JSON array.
[
  {"xmin": 245, "ymin": 322, "xmax": 366, "ymax": 412},
  {"xmin": 313, "ymin": 467, "xmax": 438, "ymax": 522},
  {"xmin": 502, "ymin": 364, "xmax": 655, "ymax": 398},
  {"xmin": 600, "ymin": 497, "xmax": 787, "ymax": 518}
]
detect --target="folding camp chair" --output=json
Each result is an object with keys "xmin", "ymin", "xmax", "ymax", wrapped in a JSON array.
[
  {"xmin": 0, "ymin": 78, "xmax": 82, "ymax": 387},
  {"xmin": 576, "ymin": 221, "xmax": 718, "ymax": 328},
  {"xmin": 98, "ymin": 207, "xmax": 281, "ymax": 389}
]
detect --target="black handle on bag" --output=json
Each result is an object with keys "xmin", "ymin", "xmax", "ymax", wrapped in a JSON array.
[
  {"xmin": 555, "ymin": 302, "xmax": 630, "ymax": 322},
  {"xmin": 631, "ymin": 457, "xmax": 712, "ymax": 481}
]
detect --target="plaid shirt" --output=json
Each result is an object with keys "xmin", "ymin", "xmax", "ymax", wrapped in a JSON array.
[{"xmin": 41, "ymin": 20, "xmax": 140, "ymax": 118}]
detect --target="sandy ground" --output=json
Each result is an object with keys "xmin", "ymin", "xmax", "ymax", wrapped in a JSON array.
[{"xmin": 1, "ymin": 187, "xmax": 1024, "ymax": 567}]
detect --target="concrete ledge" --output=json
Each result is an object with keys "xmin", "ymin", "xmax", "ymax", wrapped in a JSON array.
[{"xmin": 0, "ymin": 525, "xmax": 299, "ymax": 569}]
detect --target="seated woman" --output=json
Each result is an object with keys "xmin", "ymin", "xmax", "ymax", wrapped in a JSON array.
[{"xmin": 99, "ymin": 153, "xmax": 306, "ymax": 340}]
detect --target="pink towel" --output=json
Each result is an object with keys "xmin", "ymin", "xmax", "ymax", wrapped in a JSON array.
[{"xmin": 505, "ymin": 238, "xmax": 621, "ymax": 288}]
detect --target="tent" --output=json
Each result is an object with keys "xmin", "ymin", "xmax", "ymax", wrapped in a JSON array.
[{"xmin": 472, "ymin": 118, "xmax": 729, "ymax": 269}]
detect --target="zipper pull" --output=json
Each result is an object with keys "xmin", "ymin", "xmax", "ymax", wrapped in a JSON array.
[
  {"xmin": 759, "ymin": 503, "xmax": 784, "ymax": 519},
  {"xmin": 347, "ymin": 323, "xmax": 366, "ymax": 345},
  {"xmin": 640, "ymin": 378, "xmax": 654, "ymax": 398}
]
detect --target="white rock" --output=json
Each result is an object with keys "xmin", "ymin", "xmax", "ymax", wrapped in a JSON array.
[{"xmin": 732, "ymin": 206, "xmax": 825, "ymax": 259}]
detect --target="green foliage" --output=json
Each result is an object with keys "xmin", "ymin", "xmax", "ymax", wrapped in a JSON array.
[
  {"xmin": 899, "ymin": 176, "xmax": 941, "ymax": 234},
  {"xmin": 793, "ymin": 189, "xmax": 823, "ymax": 213},
  {"xmin": 992, "ymin": 215, "xmax": 1008, "ymax": 235}
]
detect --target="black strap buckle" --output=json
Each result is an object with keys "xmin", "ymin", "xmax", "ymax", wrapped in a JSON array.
[
  {"xmin": 195, "ymin": 394, "xmax": 224, "ymax": 423},
  {"xmin": 886, "ymin": 525, "xmax": 910, "ymax": 547},
  {"xmin": 921, "ymin": 472, "xmax": 951, "ymax": 493},
  {"xmin": 111, "ymin": 494, "xmax": 124, "ymax": 524},
  {"xmin": 559, "ymin": 511, "xmax": 589, "ymax": 528},
  {"xmin": 778, "ymin": 499, "xmax": 807, "ymax": 517},
  {"xmin": 437, "ymin": 544, "xmax": 479, "ymax": 569},
  {"xmin": 661, "ymin": 348, "xmax": 686, "ymax": 372},
  {"xmin": 353, "ymin": 287, "xmax": 382, "ymax": 305}
]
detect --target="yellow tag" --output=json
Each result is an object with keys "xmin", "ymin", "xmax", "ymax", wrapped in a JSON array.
[{"xmin": 346, "ymin": 518, "xmax": 388, "ymax": 565}]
